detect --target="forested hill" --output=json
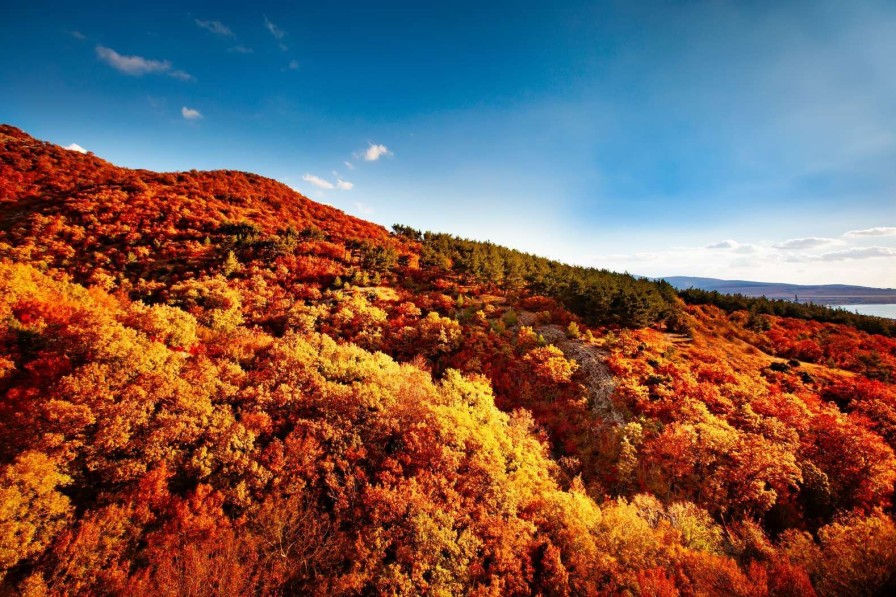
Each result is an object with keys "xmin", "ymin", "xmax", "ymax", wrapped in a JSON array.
[
  {"xmin": 2, "ymin": 126, "xmax": 896, "ymax": 595},
  {"xmin": 0, "ymin": 125, "xmax": 391, "ymax": 243},
  {"xmin": 678, "ymin": 287, "xmax": 896, "ymax": 337},
  {"xmin": 394, "ymin": 226, "xmax": 682, "ymax": 328},
  {"xmin": 6, "ymin": 123, "xmax": 881, "ymax": 335},
  {"xmin": 0, "ymin": 124, "xmax": 681, "ymax": 330},
  {"xmin": 0, "ymin": 124, "xmax": 403, "ymax": 282}
]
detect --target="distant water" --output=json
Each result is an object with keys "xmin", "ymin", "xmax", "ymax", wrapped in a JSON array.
[{"xmin": 830, "ymin": 304, "xmax": 896, "ymax": 319}]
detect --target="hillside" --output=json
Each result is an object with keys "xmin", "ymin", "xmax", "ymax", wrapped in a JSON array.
[
  {"xmin": 2, "ymin": 126, "xmax": 896, "ymax": 596},
  {"xmin": 664, "ymin": 276, "xmax": 896, "ymax": 305}
]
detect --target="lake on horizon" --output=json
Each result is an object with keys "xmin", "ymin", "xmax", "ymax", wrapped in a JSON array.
[{"xmin": 830, "ymin": 304, "xmax": 896, "ymax": 319}]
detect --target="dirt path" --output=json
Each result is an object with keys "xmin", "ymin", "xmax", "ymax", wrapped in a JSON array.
[
  {"xmin": 518, "ymin": 311, "xmax": 623, "ymax": 426},
  {"xmin": 663, "ymin": 332, "xmax": 693, "ymax": 345}
]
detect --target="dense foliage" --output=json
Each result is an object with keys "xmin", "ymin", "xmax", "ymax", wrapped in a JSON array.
[
  {"xmin": 396, "ymin": 227, "xmax": 682, "ymax": 329},
  {"xmin": 679, "ymin": 287, "xmax": 896, "ymax": 337},
  {"xmin": 2, "ymin": 126, "xmax": 896, "ymax": 595}
]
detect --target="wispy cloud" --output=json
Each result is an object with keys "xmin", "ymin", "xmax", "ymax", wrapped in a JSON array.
[
  {"xmin": 96, "ymin": 46, "xmax": 168, "ymax": 75},
  {"xmin": 588, "ymin": 226, "xmax": 896, "ymax": 285},
  {"xmin": 70, "ymin": 31, "xmax": 86, "ymax": 40},
  {"xmin": 64, "ymin": 143, "xmax": 87, "ymax": 153},
  {"xmin": 820, "ymin": 247, "xmax": 896, "ymax": 261},
  {"xmin": 287, "ymin": 59, "xmax": 299, "ymax": 70},
  {"xmin": 148, "ymin": 96, "xmax": 167, "ymax": 112},
  {"xmin": 354, "ymin": 202, "xmax": 374, "ymax": 215},
  {"xmin": 704, "ymin": 240, "xmax": 757, "ymax": 253},
  {"xmin": 362, "ymin": 143, "xmax": 392, "ymax": 161},
  {"xmin": 228, "ymin": 45, "xmax": 254, "ymax": 54},
  {"xmin": 844, "ymin": 226, "xmax": 896, "ymax": 237},
  {"xmin": 264, "ymin": 15, "xmax": 288, "ymax": 50},
  {"xmin": 302, "ymin": 173, "xmax": 353, "ymax": 191},
  {"xmin": 96, "ymin": 46, "xmax": 193, "ymax": 80},
  {"xmin": 195, "ymin": 19, "xmax": 233, "ymax": 37},
  {"xmin": 181, "ymin": 106, "xmax": 203, "ymax": 120},
  {"xmin": 773, "ymin": 237, "xmax": 844, "ymax": 250},
  {"xmin": 263, "ymin": 15, "xmax": 285, "ymax": 39},
  {"xmin": 301, "ymin": 174, "xmax": 333, "ymax": 190},
  {"xmin": 344, "ymin": 161, "xmax": 354, "ymax": 170}
]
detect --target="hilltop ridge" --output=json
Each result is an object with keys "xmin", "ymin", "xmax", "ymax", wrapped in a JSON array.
[{"xmin": 0, "ymin": 124, "xmax": 398, "ymax": 256}]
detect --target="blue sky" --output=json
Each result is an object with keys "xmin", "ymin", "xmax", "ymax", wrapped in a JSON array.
[{"xmin": 2, "ymin": 0, "xmax": 895, "ymax": 286}]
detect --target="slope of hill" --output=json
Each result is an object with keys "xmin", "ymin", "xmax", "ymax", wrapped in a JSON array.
[
  {"xmin": 665, "ymin": 275, "xmax": 896, "ymax": 305},
  {"xmin": 2, "ymin": 126, "xmax": 895, "ymax": 595}
]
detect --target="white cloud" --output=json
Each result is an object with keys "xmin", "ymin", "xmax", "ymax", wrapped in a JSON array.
[
  {"xmin": 705, "ymin": 240, "xmax": 758, "ymax": 253},
  {"xmin": 264, "ymin": 15, "xmax": 287, "ymax": 50},
  {"xmin": 228, "ymin": 45, "xmax": 254, "ymax": 54},
  {"xmin": 287, "ymin": 59, "xmax": 299, "ymax": 70},
  {"xmin": 344, "ymin": 161, "xmax": 354, "ymax": 170},
  {"xmin": 181, "ymin": 106, "xmax": 203, "ymax": 120},
  {"xmin": 773, "ymin": 237, "xmax": 844, "ymax": 249},
  {"xmin": 64, "ymin": 143, "xmax": 87, "ymax": 153},
  {"xmin": 844, "ymin": 227, "xmax": 896, "ymax": 237},
  {"xmin": 302, "ymin": 174, "xmax": 335, "ymax": 190},
  {"xmin": 354, "ymin": 202, "xmax": 374, "ymax": 215},
  {"xmin": 363, "ymin": 143, "xmax": 391, "ymax": 161},
  {"xmin": 96, "ymin": 46, "xmax": 167, "ymax": 74},
  {"xmin": 71, "ymin": 31, "xmax": 85, "ymax": 40},
  {"xmin": 584, "ymin": 230, "xmax": 895, "ymax": 286},
  {"xmin": 733, "ymin": 244, "xmax": 758, "ymax": 254},
  {"xmin": 302, "ymin": 173, "xmax": 353, "ymax": 191},
  {"xmin": 820, "ymin": 247, "xmax": 896, "ymax": 261},
  {"xmin": 168, "ymin": 70, "xmax": 193, "ymax": 81},
  {"xmin": 195, "ymin": 19, "xmax": 233, "ymax": 37},
  {"xmin": 263, "ymin": 15, "xmax": 285, "ymax": 39},
  {"xmin": 781, "ymin": 253, "xmax": 815, "ymax": 263},
  {"xmin": 96, "ymin": 46, "xmax": 193, "ymax": 80}
]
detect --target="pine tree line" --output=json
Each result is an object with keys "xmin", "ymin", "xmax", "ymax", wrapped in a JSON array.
[{"xmin": 394, "ymin": 226, "xmax": 682, "ymax": 328}]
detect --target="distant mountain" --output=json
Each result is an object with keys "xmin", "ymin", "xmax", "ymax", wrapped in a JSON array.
[{"xmin": 662, "ymin": 276, "xmax": 896, "ymax": 305}]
